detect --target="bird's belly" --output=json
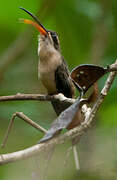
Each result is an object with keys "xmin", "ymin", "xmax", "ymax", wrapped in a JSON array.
[{"xmin": 39, "ymin": 70, "xmax": 57, "ymax": 94}]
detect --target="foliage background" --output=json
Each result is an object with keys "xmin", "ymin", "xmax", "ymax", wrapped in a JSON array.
[{"xmin": 0, "ymin": 0, "xmax": 117, "ymax": 179}]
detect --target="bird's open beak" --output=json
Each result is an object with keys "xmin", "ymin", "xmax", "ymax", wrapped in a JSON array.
[
  {"xmin": 20, "ymin": 18, "xmax": 47, "ymax": 35},
  {"xmin": 19, "ymin": 7, "xmax": 48, "ymax": 36}
]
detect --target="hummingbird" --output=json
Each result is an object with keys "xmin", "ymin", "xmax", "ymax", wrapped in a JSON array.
[{"xmin": 19, "ymin": 7, "xmax": 75, "ymax": 104}]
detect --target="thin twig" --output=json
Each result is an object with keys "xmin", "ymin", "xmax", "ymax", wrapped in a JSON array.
[
  {"xmin": 72, "ymin": 145, "xmax": 80, "ymax": 170},
  {"xmin": 1, "ymin": 112, "xmax": 47, "ymax": 148},
  {"xmin": 1, "ymin": 113, "xmax": 16, "ymax": 148},
  {"xmin": 16, "ymin": 112, "xmax": 47, "ymax": 133},
  {"xmin": 64, "ymin": 146, "xmax": 72, "ymax": 168},
  {"xmin": 43, "ymin": 145, "xmax": 55, "ymax": 179}
]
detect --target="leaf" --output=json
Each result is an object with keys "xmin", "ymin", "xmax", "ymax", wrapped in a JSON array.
[
  {"xmin": 39, "ymin": 97, "xmax": 86, "ymax": 143},
  {"xmin": 71, "ymin": 64, "xmax": 108, "ymax": 94}
]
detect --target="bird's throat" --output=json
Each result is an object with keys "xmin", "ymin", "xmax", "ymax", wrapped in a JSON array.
[{"xmin": 38, "ymin": 45, "xmax": 62, "ymax": 94}]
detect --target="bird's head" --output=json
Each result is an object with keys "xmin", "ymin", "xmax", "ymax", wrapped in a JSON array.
[{"xmin": 19, "ymin": 7, "xmax": 60, "ymax": 54}]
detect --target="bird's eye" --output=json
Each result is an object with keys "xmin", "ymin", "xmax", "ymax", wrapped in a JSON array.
[
  {"xmin": 52, "ymin": 35, "xmax": 59, "ymax": 46},
  {"xmin": 49, "ymin": 31, "xmax": 60, "ymax": 50}
]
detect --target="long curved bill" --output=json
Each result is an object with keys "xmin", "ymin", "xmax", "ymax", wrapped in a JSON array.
[{"xmin": 19, "ymin": 7, "xmax": 48, "ymax": 36}]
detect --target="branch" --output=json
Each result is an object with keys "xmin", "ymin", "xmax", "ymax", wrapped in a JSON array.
[
  {"xmin": 1, "ymin": 112, "xmax": 47, "ymax": 148},
  {"xmin": 0, "ymin": 93, "xmax": 75, "ymax": 105},
  {"xmin": 0, "ymin": 59, "xmax": 116, "ymax": 166},
  {"xmin": 82, "ymin": 71, "xmax": 116, "ymax": 127},
  {"xmin": 109, "ymin": 62, "xmax": 117, "ymax": 72}
]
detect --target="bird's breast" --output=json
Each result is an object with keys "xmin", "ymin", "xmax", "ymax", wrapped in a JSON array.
[
  {"xmin": 39, "ymin": 68, "xmax": 57, "ymax": 94},
  {"xmin": 38, "ymin": 52, "xmax": 62, "ymax": 94}
]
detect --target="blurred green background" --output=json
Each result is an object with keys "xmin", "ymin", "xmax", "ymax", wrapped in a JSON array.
[{"xmin": 0, "ymin": 0, "xmax": 117, "ymax": 179}]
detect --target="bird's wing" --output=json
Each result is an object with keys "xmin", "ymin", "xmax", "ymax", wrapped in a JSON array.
[{"xmin": 55, "ymin": 59, "xmax": 75, "ymax": 98}]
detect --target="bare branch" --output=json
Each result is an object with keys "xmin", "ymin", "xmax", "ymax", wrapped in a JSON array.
[
  {"xmin": 72, "ymin": 146, "xmax": 80, "ymax": 170},
  {"xmin": 1, "ymin": 113, "xmax": 16, "ymax": 148},
  {"xmin": 0, "ymin": 93, "xmax": 75, "ymax": 105},
  {"xmin": 0, "ymin": 123, "xmax": 90, "ymax": 166},
  {"xmin": 1, "ymin": 112, "xmax": 47, "ymax": 149},
  {"xmin": 15, "ymin": 112, "xmax": 47, "ymax": 133},
  {"xmin": 108, "ymin": 62, "xmax": 117, "ymax": 72}
]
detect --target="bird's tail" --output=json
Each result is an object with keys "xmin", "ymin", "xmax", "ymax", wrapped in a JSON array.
[{"xmin": 51, "ymin": 99, "xmax": 72, "ymax": 116}]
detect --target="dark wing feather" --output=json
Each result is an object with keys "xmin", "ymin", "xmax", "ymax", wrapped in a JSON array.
[{"xmin": 55, "ymin": 59, "xmax": 74, "ymax": 98}]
